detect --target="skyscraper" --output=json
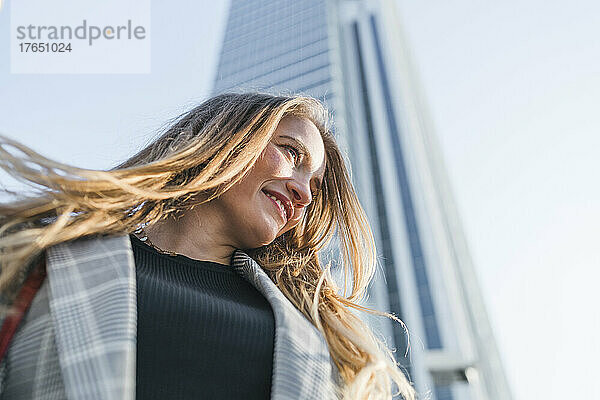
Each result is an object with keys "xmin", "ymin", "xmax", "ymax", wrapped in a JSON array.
[{"xmin": 213, "ymin": 1, "xmax": 512, "ymax": 399}]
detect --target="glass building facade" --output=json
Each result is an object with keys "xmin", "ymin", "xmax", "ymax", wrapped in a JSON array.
[
  {"xmin": 213, "ymin": 1, "xmax": 512, "ymax": 399},
  {"xmin": 214, "ymin": 0, "xmax": 333, "ymax": 104}
]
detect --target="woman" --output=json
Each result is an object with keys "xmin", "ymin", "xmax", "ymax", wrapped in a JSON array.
[{"xmin": 0, "ymin": 93, "xmax": 415, "ymax": 399}]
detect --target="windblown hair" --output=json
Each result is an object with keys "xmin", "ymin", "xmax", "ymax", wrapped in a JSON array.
[{"xmin": 0, "ymin": 92, "xmax": 415, "ymax": 399}]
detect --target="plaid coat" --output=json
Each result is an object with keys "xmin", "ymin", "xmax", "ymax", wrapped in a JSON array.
[{"xmin": 0, "ymin": 235, "xmax": 340, "ymax": 399}]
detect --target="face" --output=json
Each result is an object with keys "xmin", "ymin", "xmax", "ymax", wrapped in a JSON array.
[{"xmin": 211, "ymin": 116, "xmax": 326, "ymax": 249}]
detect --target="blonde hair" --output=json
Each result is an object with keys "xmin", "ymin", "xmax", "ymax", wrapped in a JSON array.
[{"xmin": 0, "ymin": 93, "xmax": 415, "ymax": 399}]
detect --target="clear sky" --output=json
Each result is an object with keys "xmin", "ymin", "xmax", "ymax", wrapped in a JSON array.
[{"xmin": 1, "ymin": 1, "xmax": 598, "ymax": 399}]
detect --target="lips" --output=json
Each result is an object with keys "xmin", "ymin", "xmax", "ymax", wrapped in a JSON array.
[{"xmin": 262, "ymin": 189, "xmax": 293, "ymax": 222}]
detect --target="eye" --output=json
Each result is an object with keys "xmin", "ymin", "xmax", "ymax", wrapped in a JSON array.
[{"xmin": 281, "ymin": 145, "xmax": 302, "ymax": 165}]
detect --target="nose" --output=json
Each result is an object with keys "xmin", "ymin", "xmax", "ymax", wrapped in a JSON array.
[{"xmin": 286, "ymin": 176, "xmax": 312, "ymax": 208}]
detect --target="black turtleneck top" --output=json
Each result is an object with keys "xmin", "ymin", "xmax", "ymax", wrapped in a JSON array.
[{"xmin": 130, "ymin": 235, "xmax": 275, "ymax": 399}]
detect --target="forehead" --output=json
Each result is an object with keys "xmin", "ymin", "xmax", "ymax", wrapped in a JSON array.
[
  {"xmin": 273, "ymin": 115, "xmax": 326, "ymax": 175},
  {"xmin": 273, "ymin": 115, "xmax": 321, "ymax": 142}
]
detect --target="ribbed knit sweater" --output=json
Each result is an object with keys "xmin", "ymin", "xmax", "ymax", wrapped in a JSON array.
[{"xmin": 130, "ymin": 235, "xmax": 275, "ymax": 399}]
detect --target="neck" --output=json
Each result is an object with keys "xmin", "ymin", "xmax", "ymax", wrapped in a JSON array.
[{"xmin": 143, "ymin": 208, "xmax": 236, "ymax": 266}]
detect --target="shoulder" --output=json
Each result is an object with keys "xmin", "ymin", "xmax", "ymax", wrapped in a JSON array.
[
  {"xmin": 232, "ymin": 250, "xmax": 342, "ymax": 398},
  {"xmin": 47, "ymin": 233, "xmax": 132, "ymax": 264}
]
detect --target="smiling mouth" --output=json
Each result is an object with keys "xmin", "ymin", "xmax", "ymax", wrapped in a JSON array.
[{"xmin": 262, "ymin": 190, "xmax": 288, "ymax": 222}]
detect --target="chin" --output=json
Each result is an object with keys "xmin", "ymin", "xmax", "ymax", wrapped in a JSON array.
[{"xmin": 244, "ymin": 225, "xmax": 280, "ymax": 249}]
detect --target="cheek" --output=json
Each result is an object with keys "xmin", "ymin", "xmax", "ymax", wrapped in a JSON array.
[{"xmin": 257, "ymin": 146, "xmax": 291, "ymax": 177}]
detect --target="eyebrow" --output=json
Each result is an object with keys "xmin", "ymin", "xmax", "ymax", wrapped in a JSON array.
[{"xmin": 279, "ymin": 134, "xmax": 324, "ymax": 190}]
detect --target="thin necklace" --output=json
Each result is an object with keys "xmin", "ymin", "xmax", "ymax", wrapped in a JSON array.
[{"xmin": 134, "ymin": 227, "xmax": 178, "ymax": 257}]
